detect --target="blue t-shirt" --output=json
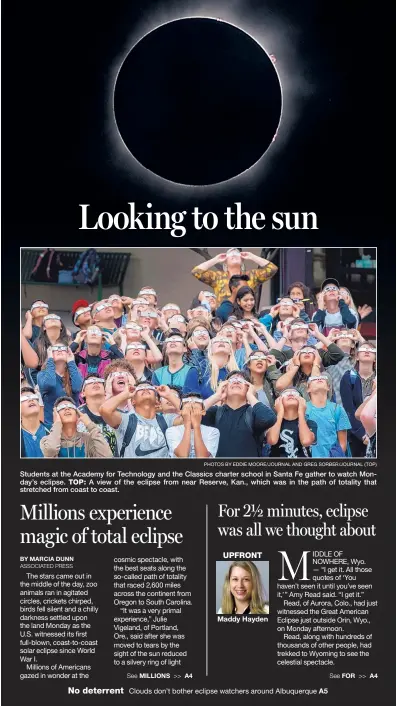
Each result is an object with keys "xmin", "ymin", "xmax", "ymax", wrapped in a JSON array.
[
  {"xmin": 152, "ymin": 364, "xmax": 192, "ymax": 388},
  {"xmin": 235, "ymin": 348, "xmax": 247, "ymax": 369},
  {"xmin": 183, "ymin": 366, "xmax": 229, "ymax": 399},
  {"xmin": 21, "ymin": 424, "xmax": 48, "ymax": 458},
  {"xmin": 305, "ymin": 401, "xmax": 351, "ymax": 457},
  {"xmin": 58, "ymin": 445, "xmax": 86, "ymax": 458},
  {"xmin": 273, "ymin": 330, "xmax": 318, "ymax": 347}
]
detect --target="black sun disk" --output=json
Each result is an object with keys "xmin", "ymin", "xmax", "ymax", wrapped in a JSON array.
[{"xmin": 114, "ymin": 18, "xmax": 282, "ymax": 186}]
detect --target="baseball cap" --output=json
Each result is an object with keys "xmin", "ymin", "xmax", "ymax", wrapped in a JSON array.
[
  {"xmin": 71, "ymin": 299, "xmax": 90, "ymax": 316},
  {"xmin": 321, "ymin": 278, "xmax": 339, "ymax": 290}
]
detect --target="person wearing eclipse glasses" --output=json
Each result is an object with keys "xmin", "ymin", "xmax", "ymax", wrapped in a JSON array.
[
  {"xmin": 325, "ymin": 328, "xmax": 366, "ymax": 405},
  {"xmin": 137, "ymin": 286, "xmax": 158, "ymax": 307},
  {"xmin": 275, "ymin": 344, "xmax": 328, "ymax": 401},
  {"xmin": 40, "ymin": 396, "xmax": 112, "ymax": 458},
  {"xmin": 201, "ymin": 371, "xmax": 276, "ymax": 458},
  {"xmin": 245, "ymin": 350, "xmax": 281, "ymax": 408},
  {"xmin": 78, "ymin": 373, "xmax": 118, "ymax": 455},
  {"xmin": 266, "ymin": 388, "xmax": 317, "ymax": 458},
  {"xmin": 20, "ymin": 387, "xmax": 49, "ymax": 457},
  {"xmin": 22, "ymin": 300, "xmax": 50, "ymax": 343},
  {"xmin": 312, "ymin": 278, "xmax": 358, "ymax": 335},
  {"xmin": 91, "ymin": 299, "xmax": 119, "ymax": 336},
  {"xmin": 102, "ymin": 359, "xmax": 137, "ymax": 413},
  {"xmin": 340, "ymin": 342, "xmax": 376, "ymax": 457},
  {"xmin": 185, "ymin": 321, "xmax": 212, "ymax": 382},
  {"xmin": 217, "ymin": 322, "xmax": 250, "ymax": 368},
  {"xmin": 71, "ymin": 299, "xmax": 92, "ymax": 339},
  {"xmin": 191, "ymin": 249, "xmax": 278, "ymax": 304},
  {"xmin": 165, "ymin": 314, "xmax": 188, "ymax": 337},
  {"xmin": 305, "ymin": 375, "xmax": 351, "ymax": 457},
  {"xmin": 118, "ymin": 321, "xmax": 163, "ymax": 368},
  {"xmin": 259, "ymin": 296, "xmax": 307, "ymax": 335},
  {"xmin": 151, "ymin": 303, "xmax": 182, "ymax": 345},
  {"xmin": 187, "ymin": 305, "xmax": 213, "ymax": 322},
  {"xmin": 152, "ymin": 334, "xmax": 192, "ymax": 388},
  {"xmin": 106, "ymin": 293, "xmax": 131, "ymax": 328},
  {"xmin": 269, "ymin": 319, "xmax": 345, "ymax": 369},
  {"xmin": 37, "ymin": 344, "xmax": 83, "ymax": 428},
  {"xmin": 100, "ymin": 381, "xmax": 180, "ymax": 458},
  {"xmin": 166, "ymin": 392, "xmax": 220, "ymax": 458},
  {"xmin": 124, "ymin": 341, "xmax": 154, "ymax": 384},
  {"xmin": 183, "ymin": 336, "xmax": 239, "ymax": 399},
  {"xmin": 196, "ymin": 290, "xmax": 217, "ymax": 312},
  {"xmin": 24, "ymin": 312, "xmax": 70, "ymax": 387},
  {"xmin": 71, "ymin": 325, "xmax": 124, "ymax": 380}
]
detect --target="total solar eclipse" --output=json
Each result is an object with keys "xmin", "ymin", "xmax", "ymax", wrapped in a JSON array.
[{"xmin": 114, "ymin": 18, "xmax": 282, "ymax": 186}]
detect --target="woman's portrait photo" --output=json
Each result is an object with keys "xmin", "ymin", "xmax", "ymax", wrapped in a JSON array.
[{"xmin": 216, "ymin": 560, "xmax": 269, "ymax": 615}]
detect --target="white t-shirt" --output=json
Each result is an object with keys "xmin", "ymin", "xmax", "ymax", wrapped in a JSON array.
[
  {"xmin": 166, "ymin": 425, "xmax": 220, "ymax": 458},
  {"xmin": 316, "ymin": 308, "xmax": 359, "ymax": 330}
]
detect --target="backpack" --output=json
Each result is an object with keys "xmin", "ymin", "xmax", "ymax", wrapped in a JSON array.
[
  {"xmin": 215, "ymin": 405, "xmax": 267, "ymax": 456},
  {"xmin": 349, "ymin": 369, "xmax": 358, "ymax": 385},
  {"xmin": 72, "ymin": 249, "xmax": 101, "ymax": 285},
  {"xmin": 119, "ymin": 414, "xmax": 169, "ymax": 458},
  {"xmin": 30, "ymin": 248, "xmax": 61, "ymax": 282}
]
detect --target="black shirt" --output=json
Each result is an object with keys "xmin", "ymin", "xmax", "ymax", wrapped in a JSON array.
[
  {"xmin": 78, "ymin": 404, "xmax": 118, "ymax": 456},
  {"xmin": 202, "ymin": 402, "xmax": 276, "ymax": 458},
  {"xmin": 269, "ymin": 418, "xmax": 317, "ymax": 458}
]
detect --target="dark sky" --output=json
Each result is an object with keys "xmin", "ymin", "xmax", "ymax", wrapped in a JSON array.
[{"xmin": 3, "ymin": 0, "xmax": 395, "ymax": 245}]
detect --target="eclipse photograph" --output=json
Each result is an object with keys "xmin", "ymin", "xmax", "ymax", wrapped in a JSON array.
[{"xmin": 114, "ymin": 17, "xmax": 282, "ymax": 186}]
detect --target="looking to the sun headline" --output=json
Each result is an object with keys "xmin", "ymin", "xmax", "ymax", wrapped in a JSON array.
[{"xmin": 79, "ymin": 202, "xmax": 318, "ymax": 237}]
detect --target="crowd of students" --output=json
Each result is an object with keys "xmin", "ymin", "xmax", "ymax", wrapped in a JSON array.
[{"xmin": 20, "ymin": 248, "xmax": 376, "ymax": 459}]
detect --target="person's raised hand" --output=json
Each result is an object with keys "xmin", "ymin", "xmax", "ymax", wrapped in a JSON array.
[
  {"xmin": 217, "ymin": 252, "xmax": 227, "ymax": 263},
  {"xmin": 274, "ymin": 396, "xmax": 284, "ymax": 415},
  {"xmin": 67, "ymin": 347, "xmax": 75, "ymax": 363},
  {"xmin": 291, "ymin": 350, "xmax": 301, "ymax": 368},
  {"xmin": 317, "ymin": 292, "xmax": 324, "ymax": 310},
  {"xmin": 157, "ymin": 384, "xmax": 172, "ymax": 400},
  {"xmin": 298, "ymin": 396, "xmax": 307, "ymax": 413},
  {"xmin": 279, "ymin": 321, "xmax": 290, "ymax": 339},
  {"xmin": 246, "ymin": 383, "xmax": 257, "ymax": 402},
  {"xmin": 327, "ymin": 328, "xmax": 340, "ymax": 342},
  {"xmin": 308, "ymin": 322, "xmax": 320, "ymax": 339},
  {"xmin": 270, "ymin": 304, "xmax": 280, "ymax": 318},
  {"xmin": 240, "ymin": 251, "xmax": 252, "ymax": 259},
  {"xmin": 358, "ymin": 304, "xmax": 373, "ymax": 320},
  {"xmin": 181, "ymin": 403, "xmax": 192, "ymax": 425},
  {"xmin": 76, "ymin": 409, "xmax": 91, "ymax": 429},
  {"xmin": 53, "ymin": 407, "xmax": 61, "ymax": 424},
  {"xmin": 190, "ymin": 404, "xmax": 202, "ymax": 428},
  {"xmin": 121, "ymin": 296, "xmax": 133, "ymax": 308},
  {"xmin": 266, "ymin": 354, "xmax": 277, "ymax": 366},
  {"xmin": 313, "ymin": 348, "xmax": 323, "ymax": 368},
  {"xmin": 102, "ymin": 331, "xmax": 115, "ymax": 346},
  {"xmin": 187, "ymin": 338, "xmax": 198, "ymax": 351},
  {"xmin": 25, "ymin": 310, "xmax": 33, "ymax": 322},
  {"xmin": 292, "ymin": 304, "xmax": 301, "ymax": 318},
  {"xmin": 140, "ymin": 325, "xmax": 151, "ymax": 341},
  {"xmin": 156, "ymin": 311, "xmax": 168, "ymax": 331},
  {"xmin": 47, "ymin": 346, "xmax": 53, "ymax": 359},
  {"xmin": 127, "ymin": 383, "xmax": 136, "ymax": 399},
  {"xmin": 217, "ymin": 380, "xmax": 228, "ymax": 402},
  {"xmin": 75, "ymin": 330, "xmax": 87, "ymax": 345}
]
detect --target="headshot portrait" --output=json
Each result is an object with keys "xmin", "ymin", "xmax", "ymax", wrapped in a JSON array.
[{"xmin": 216, "ymin": 560, "xmax": 269, "ymax": 615}]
